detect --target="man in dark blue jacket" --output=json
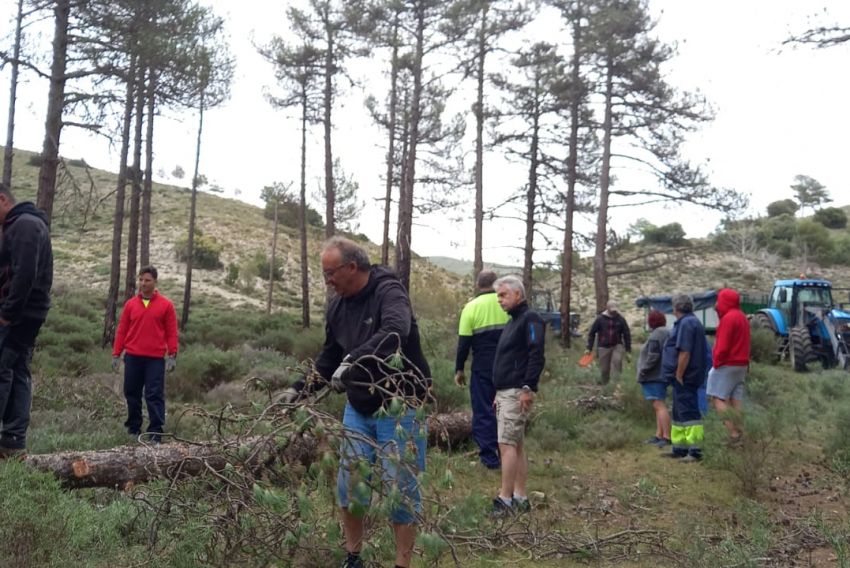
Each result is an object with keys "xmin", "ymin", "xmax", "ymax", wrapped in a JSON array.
[
  {"xmin": 0, "ymin": 183, "xmax": 53, "ymax": 458},
  {"xmin": 661, "ymin": 294, "xmax": 706, "ymax": 461},
  {"xmin": 490, "ymin": 275, "xmax": 545, "ymax": 516}
]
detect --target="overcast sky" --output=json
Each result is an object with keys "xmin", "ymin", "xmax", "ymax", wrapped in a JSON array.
[{"xmin": 1, "ymin": 1, "xmax": 848, "ymax": 266}]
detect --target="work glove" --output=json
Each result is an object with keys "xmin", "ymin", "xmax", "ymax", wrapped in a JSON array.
[
  {"xmin": 111, "ymin": 356, "xmax": 121, "ymax": 374},
  {"xmin": 454, "ymin": 371, "xmax": 466, "ymax": 387},
  {"xmin": 278, "ymin": 387, "xmax": 300, "ymax": 404},
  {"xmin": 165, "ymin": 355, "xmax": 177, "ymax": 373},
  {"xmin": 331, "ymin": 359, "xmax": 352, "ymax": 393},
  {"xmin": 625, "ymin": 352, "xmax": 632, "ymax": 363}
]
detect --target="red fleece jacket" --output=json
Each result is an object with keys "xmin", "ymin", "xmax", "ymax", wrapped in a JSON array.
[
  {"xmin": 112, "ymin": 291, "xmax": 179, "ymax": 358},
  {"xmin": 713, "ymin": 288, "xmax": 750, "ymax": 367}
]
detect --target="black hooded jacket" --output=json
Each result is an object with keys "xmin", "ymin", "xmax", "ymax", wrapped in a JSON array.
[
  {"xmin": 0, "ymin": 202, "xmax": 53, "ymax": 322},
  {"xmin": 297, "ymin": 266, "xmax": 431, "ymax": 415}
]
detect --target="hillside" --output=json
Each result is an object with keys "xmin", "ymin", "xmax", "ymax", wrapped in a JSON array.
[
  {"xmin": 4, "ymin": 147, "xmax": 467, "ymax": 321},
  {"xmin": 6, "ymin": 146, "xmax": 850, "ymax": 332}
]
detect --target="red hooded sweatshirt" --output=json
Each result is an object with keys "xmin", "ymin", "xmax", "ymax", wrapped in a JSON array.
[{"xmin": 713, "ymin": 288, "xmax": 750, "ymax": 368}]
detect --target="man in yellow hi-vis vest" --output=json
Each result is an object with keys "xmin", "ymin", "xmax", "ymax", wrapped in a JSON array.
[{"xmin": 455, "ymin": 270, "xmax": 510, "ymax": 469}]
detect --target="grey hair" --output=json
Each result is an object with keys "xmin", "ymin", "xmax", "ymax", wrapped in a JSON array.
[
  {"xmin": 476, "ymin": 270, "xmax": 498, "ymax": 290},
  {"xmin": 493, "ymin": 275, "xmax": 526, "ymax": 299},
  {"xmin": 323, "ymin": 236, "xmax": 371, "ymax": 271},
  {"xmin": 672, "ymin": 293, "xmax": 694, "ymax": 314}
]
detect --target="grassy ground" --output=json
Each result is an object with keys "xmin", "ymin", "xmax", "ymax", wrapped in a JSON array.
[{"xmin": 4, "ymin": 285, "xmax": 850, "ymax": 567}]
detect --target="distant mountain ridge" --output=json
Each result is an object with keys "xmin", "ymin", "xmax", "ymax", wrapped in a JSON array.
[{"xmin": 426, "ymin": 256, "xmax": 521, "ymax": 276}]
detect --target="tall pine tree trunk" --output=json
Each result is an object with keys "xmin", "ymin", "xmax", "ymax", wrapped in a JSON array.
[
  {"xmin": 323, "ymin": 32, "xmax": 335, "ymax": 239},
  {"xmin": 560, "ymin": 9, "xmax": 582, "ymax": 348},
  {"xmin": 299, "ymin": 92, "xmax": 310, "ymax": 328},
  {"xmin": 2, "ymin": 0, "xmax": 24, "ymax": 188},
  {"xmin": 395, "ymin": 3, "xmax": 425, "ymax": 291},
  {"xmin": 522, "ymin": 86, "xmax": 540, "ymax": 295},
  {"xmin": 593, "ymin": 59, "xmax": 614, "ymax": 313},
  {"xmin": 267, "ymin": 194, "xmax": 279, "ymax": 314},
  {"xmin": 102, "ymin": 57, "xmax": 137, "ymax": 347},
  {"xmin": 141, "ymin": 69, "xmax": 156, "ymax": 267},
  {"xmin": 381, "ymin": 14, "xmax": 400, "ymax": 267},
  {"xmin": 181, "ymin": 90, "xmax": 205, "ymax": 331},
  {"xmin": 472, "ymin": 4, "xmax": 488, "ymax": 281},
  {"xmin": 36, "ymin": 0, "xmax": 71, "ymax": 222},
  {"xmin": 124, "ymin": 64, "xmax": 146, "ymax": 300}
]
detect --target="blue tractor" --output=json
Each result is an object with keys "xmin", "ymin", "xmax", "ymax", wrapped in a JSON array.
[{"xmin": 751, "ymin": 279, "xmax": 850, "ymax": 372}]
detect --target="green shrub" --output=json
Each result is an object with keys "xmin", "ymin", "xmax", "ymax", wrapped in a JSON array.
[
  {"xmin": 428, "ymin": 358, "xmax": 467, "ymax": 413},
  {"xmin": 171, "ymin": 347, "xmax": 248, "ymax": 400},
  {"xmin": 0, "ymin": 461, "xmax": 146, "ymax": 566},
  {"xmin": 225, "ymin": 263, "xmax": 240, "ymax": 286},
  {"xmin": 642, "ymin": 222, "xmax": 687, "ymax": 246},
  {"xmin": 254, "ymin": 327, "xmax": 295, "ymax": 353},
  {"xmin": 813, "ymin": 206, "xmax": 848, "ymax": 229},
  {"xmin": 66, "ymin": 157, "xmax": 88, "ymax": 168},
  {"xmin": 766, "ymin": 199, "xmax": 799, "ymax": 218},
  {"xmin": 825, "ymin": 407, "xmax": 850, "ymax": 483},
  {"xmin": 702, "ymin": 406, "xmax": 784, "ymax": 497},
  {"xmin": 577, "ymin": 415, "xmax": 637, "ymax": 450},
  {"xmin": 254, "ymin": 252, "xmax": 285, "ymax": 282},
  {"xmin": 27, "ymin": 154, "xmax": 43, "ymax": 167},
  {"xmin": 749, "ymin": 328, "xmax": 779, "ymax": 363},
  {"xmin": 174, "ymin": 229, "xmax": 224, "ymax": 270}
]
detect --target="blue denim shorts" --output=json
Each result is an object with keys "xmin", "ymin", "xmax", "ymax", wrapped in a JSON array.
[
  {"xmin": 337, "ymin": 403, "xmax": 427, "ymax": 524},
  {"xmin": 641, "ymin": 381, "xmax": 669, "ymax": 401}
]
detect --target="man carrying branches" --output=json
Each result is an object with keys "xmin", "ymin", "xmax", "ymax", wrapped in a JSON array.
[{"xmin": 282, "ymin": 237, "xmax": 431, "ymax": 568}]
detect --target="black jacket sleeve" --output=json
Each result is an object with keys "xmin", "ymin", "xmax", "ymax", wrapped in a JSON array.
[
  {"xmin": 524, "ymin": 314, "xmax": 546, "ymax": 391},
  {"xmin": 621, "ymin": 317, "xmax": 632, "ymax": 352},
  {"xmin": 1, "ymin": 218, "xmax": 41, "ymax": 322}
]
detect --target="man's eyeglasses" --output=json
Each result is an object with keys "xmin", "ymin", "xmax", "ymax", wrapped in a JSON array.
[{"xmin": 322, "ymin": 263, "xmax": 349, "ymax": 280}]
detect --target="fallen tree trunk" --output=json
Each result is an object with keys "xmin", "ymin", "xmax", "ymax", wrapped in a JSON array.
[{"xmin": 25, "ymin": 411, "xmax": 472, "ymax": 489}]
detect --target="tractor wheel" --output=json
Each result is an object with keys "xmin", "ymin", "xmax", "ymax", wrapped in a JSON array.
[
  {"xmin": 751, "ymin": 313, "xmax": 782, "ymax": 363},
  {"xmin": 751, "ymin": 313, "xmax": 777, "ymax": 333},
  {"xmin": 790, "ymin": 326, "xmax": 813, "ymax": 372}
]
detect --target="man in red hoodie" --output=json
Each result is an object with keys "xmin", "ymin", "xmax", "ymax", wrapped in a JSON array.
[
  {"xmin": 112, "ymin": 266, "xmax": 178, "ymax": 444},
  {"xmin": 707, "ymin": 288, "xmax": 750, "ymax": 441}
]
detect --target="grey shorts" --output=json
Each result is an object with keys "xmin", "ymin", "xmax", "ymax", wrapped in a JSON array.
[
  {"xmin": 495, "ymin": 388, "xmax": 530, "ymax": 445},
  {"xmin": 706, "ymin": 366, "xmax": 747, "ymax": 401}
]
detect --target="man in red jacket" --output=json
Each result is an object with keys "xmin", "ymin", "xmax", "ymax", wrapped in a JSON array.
[
  {"xmin": 112, "ymin": 266, "xmax": 178, "ymax": 443},
  {"xmin": 707, "ymin": 288, "xmax": 750, "ymax": 442}
]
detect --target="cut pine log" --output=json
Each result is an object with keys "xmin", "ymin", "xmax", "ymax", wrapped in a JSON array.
[{"xmin": 24, "ymin": 411, "xmax": 472, "ymax": 489}]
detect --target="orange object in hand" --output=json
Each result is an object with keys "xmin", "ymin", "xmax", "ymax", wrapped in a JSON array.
[{"xmin": 578, "ymin": 352, "xmax": 594, "ymax": 367}]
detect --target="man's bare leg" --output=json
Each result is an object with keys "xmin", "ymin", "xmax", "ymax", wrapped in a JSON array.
[
  {"xmin": 712, "ymin": 397, "xmax": 742, "ymax": 438},
  {"xmin": 513, "ymin": 441, "xmax": 527, "ymax": 497},
  {"xmin": 393, "ymin": 523, "xmax": 416, "ymax": 567},
  {"xmin": 341, "ymin": 507, "xmax": 364, "ymax": 554},
  {"xmin": 499, "ymin": 442, "xmax": 518, "ymax": 499}
]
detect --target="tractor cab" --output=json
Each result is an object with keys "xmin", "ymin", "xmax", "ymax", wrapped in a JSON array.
[
  {"xmin": 753, "ymin": 279, "xmax": 850, "ymax": 372},
  {"xmin": 767, "ymin": 279, "xmax": 833, "ymax": 329}
]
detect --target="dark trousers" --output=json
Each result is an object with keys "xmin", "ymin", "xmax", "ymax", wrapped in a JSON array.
[
  {"xmin": 0, "ymin": 318, "xmax": 44, "ymax": 450},
  {"xmin": 123, "ymin": 354, "xmax": 166, "ymax": 441},
  {"xmin": 470, "ymin": 370, "xmax": 500, "ymax": 468},
  {"xmin": 671, "ymin": 380, "xmax": 704, "ymax": 458}
]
